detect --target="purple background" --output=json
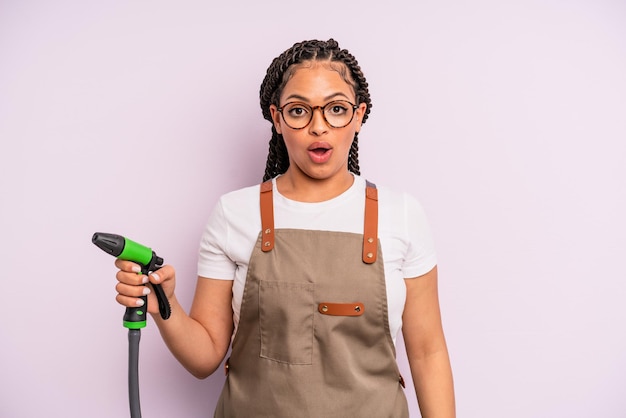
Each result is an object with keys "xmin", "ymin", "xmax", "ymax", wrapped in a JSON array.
[{"xmin": 1, "ymin": 1, "xmax": 625, "ymax": 416}]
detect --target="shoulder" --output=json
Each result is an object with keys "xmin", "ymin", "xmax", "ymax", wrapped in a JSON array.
[
  {"xmin": 218, "ymin": 182, "xmax": 260, "ymax": 206},
  {"xmin": 369, "ymin": 180, "xmax": 433, "ymax": 243},
  {"xmin": 370, "ymin": 181, "xmax": 425, "ymax": 216},
  {"xmin": 215, "ymin": 183, "xmax": 262, "ymax": 217},
  {"xmin": 208, "ymin": 183, "xmax": 262, "ymax": 231}
]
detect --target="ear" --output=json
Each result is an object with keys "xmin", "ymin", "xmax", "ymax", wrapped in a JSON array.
[
  {"xmin": 354, "ymin": 102, "xmax": 367, "ymax": 133},
  {"xmin": 269, "ymin": 105, "xmax": 283, "ymax": 135}
]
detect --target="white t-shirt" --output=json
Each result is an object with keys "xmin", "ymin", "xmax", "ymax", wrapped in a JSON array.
[{"xmin": 197, "ymin": 175, "xmax": 437, "ymax": 345}]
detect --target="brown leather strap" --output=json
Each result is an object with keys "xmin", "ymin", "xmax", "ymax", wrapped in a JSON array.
[
  {"xmin": 363, "ymin": 181, "xmax": 378, "ymax": 264},
  {"xmin": 260, "ymin": 179, "xmax": 378, "ymax": 260},
  {"xmin": 318, "ymin": 302, "xmax": 365, "ymax": 316},
  {"xmin": 260, "ymin": 181, "xmax": 274, "ymax": 252}
]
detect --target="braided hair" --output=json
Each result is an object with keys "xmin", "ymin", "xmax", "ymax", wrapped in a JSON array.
[{"xmin": 259, "ymin": 39, "xmax": 372, "ymax": 181}]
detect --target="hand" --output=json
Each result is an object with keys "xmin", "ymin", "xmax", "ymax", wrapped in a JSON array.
[{"xmin": 114, "ymin": 260, "xmax": 177, "ymax": 316}]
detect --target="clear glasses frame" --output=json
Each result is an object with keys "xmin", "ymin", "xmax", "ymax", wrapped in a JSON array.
[{"xmin": 277, "ymin": 100, "xmax": 359, "ymax": 130}]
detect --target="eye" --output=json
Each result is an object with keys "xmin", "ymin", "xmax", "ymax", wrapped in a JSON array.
[
  {"xmin": 327, "ymin": 101, "xmax": 349, "ymax": 115},
  {"xmin": 284, "ymin": 103, "xmax": 310, "ymax": 118}
]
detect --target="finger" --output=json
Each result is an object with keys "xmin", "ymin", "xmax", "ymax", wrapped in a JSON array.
[
  {"xmin": 149, "ymin": 264, "xmax": 175, "ymax": 284},
  {"xmin": 114, "ymin": 259, "xmax": 142, "ymax": 273},
  {"xmin": 116, "ymin": 282, "xmax": 152, "ymax": 298},
  {"xmin": 116, "ymin": 269, "xmax": 149, "ymax": 286},
  {"xmin": 115, "ymin": 288, "xmax": 160, "ymax": 314},
  {"xmin": 115, "ymin": 293, "xmax": 147, "ymax": 308}
]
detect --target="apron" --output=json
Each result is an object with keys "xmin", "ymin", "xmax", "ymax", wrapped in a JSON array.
[{"xmin": 214, "ymin": 180, "xmax": 408, "ymax": 418}]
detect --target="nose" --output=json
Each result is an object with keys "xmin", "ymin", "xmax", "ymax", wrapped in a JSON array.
[{"xmin": 308, "ymin": 106, "xmax": 328, "ymax": 135}]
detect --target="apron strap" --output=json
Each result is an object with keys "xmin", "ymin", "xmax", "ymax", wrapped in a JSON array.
[
  {"xmin": 259, "ymin": 179, "xmax": 378, "ymax": 263},
  {"xmin": 363, "ymin": 180, "xmax": 378, "ymax": 264},
  {"xmin": 260, "ymin": 180, "xmax": 275, "ymax": 252}
]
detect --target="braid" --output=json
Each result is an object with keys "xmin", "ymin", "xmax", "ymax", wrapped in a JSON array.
[
  {"xmin": 259, "ymin": 39, "xmax": 372, "ymax": 180},
  {"xmin": 348, "ymin": 133, "xmax": 361, "ymax": 176},
  {"xmin": 263, "ymin": 126, "xmax": 290, "ymax": 182}
]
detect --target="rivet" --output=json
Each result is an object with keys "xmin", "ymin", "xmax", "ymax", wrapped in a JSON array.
[
  {"xmin": 265, "ymin": 228, "xmax": 271, "ymax": 234},
  {"xmin": 367, "ymin": 252, "xmax": 373, "ymax": 258},
  {"xmin": 321, "ymin": 305, "xmax": 328, "ymax": 312},
  {"xmin": 264, "ymin": 241, "xmax": 271, "ymax": 247},
  {"xmin": 367, "ymin": 237, "xmax": 374, "ymax": 243},
  {"xmin": 355, "ymin": 306, "xmax": 361, "ymax": 312}
]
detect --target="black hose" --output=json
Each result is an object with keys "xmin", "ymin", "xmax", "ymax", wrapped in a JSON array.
[{"xmin": 128, "ymin": 329, "xmax": 142, "ymax": 418}]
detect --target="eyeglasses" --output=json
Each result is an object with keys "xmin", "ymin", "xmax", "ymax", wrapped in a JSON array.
[{"xmin": 277, "ymin": 100, "xmax": 359, "ymax": 130}]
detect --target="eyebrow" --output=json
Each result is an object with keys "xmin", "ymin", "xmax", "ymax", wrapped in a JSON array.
[{"xmin": 283, "ymin": 92, "xmax": 353, "ymax": 103}]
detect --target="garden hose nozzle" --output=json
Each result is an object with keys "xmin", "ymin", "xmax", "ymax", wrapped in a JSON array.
[{"xmin": 92, "ymin": 232, "xmax": 171, "ymax": 328}]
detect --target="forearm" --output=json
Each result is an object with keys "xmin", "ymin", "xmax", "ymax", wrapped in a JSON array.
[
  {"xmin": 151, "ymin": 295, "xmax": 230, "ymax": 379},
  {"xmin": 403, "ymin": 268, "xmax": 455, "ymax": 417},
  {"xmin": 409, "ymin": 348, "xmax": 456, "ymax": 418}
]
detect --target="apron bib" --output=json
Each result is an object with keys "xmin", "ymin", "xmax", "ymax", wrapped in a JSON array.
[{"xmin": 214, "ymin": 181, "xmax": 408, "ymax": 418}]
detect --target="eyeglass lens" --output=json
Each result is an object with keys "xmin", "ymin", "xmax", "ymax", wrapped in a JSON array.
[{"xmin": 280, "ymin": 100, "xmax": 356, "ymax": 129}]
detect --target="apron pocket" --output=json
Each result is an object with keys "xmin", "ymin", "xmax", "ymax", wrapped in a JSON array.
[{"xmin": 259, "ymin": 280, "xmax": 315, "ymax": 365}]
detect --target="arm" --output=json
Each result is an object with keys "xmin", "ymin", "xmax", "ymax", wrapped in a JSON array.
[
  {"xmin": 115, "ymin": 261, "xmax": 233, "ymax": 379},
  {"xmin": 402, "ymin": 266, "xmax": 456, "ymax": 418}
]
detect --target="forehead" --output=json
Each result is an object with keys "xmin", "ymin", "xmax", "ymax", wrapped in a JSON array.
[{"xmin": 280, "ymin": 61, "xmax": 356, "ymax": 101}]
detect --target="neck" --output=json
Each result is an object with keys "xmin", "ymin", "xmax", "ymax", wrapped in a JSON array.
[{"xmin": 276, "ymin": 170, "xmax": 354, "ymax": 202}]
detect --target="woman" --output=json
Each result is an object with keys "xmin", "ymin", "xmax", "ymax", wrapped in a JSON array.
[{"xmin": 115, "ymin": 39, "xmax": 455, "ymax": 417}]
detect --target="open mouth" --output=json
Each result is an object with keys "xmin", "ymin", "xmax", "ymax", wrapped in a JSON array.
[
  {"xmin": 307, "ymin": 143, "xmax": 333, "ymax": 163},
  {"xmin": 310, "ymin": 147, "xmax": 330, "ymax": 155}
]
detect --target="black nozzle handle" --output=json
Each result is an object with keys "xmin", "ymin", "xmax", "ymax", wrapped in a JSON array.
[{"xmin": 152, "ymin": 283, "xmax": 171, "ymax": 320}]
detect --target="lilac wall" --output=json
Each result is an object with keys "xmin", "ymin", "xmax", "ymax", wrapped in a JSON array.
[{"xmin": 2, "ymin": 1, "xmax": 625, "ymax": 416}]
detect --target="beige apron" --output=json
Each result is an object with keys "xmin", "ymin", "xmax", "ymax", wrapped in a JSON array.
[{"xmin": 214, "ymin": 181, "xmax": 408, "ymax": 418}]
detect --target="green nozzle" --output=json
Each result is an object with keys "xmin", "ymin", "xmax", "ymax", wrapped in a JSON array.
[
  {"xmin": 118, "ymin": 237, "xmax": 153, "ymax": 266},
  {"xmin": 92, "ymin": 233, "xmax": 153, "ymax": 266}
]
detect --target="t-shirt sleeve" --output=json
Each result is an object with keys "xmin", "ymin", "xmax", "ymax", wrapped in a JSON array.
[
  {"xmin": 197, "ymin": 198, "xmax": 237, "ymax": 280},
  {"xmin": 402, "ymin": 193, "xmax": 437, "ymax": 279}
]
